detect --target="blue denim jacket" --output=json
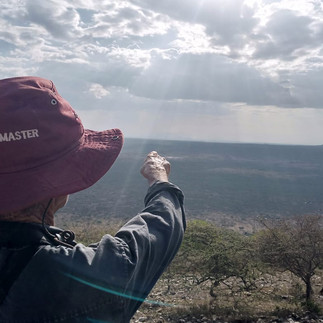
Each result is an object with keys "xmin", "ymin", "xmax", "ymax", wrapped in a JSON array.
[{"xmin": 0, "ymin": 181, "xmax": 185, "ymax": 323}]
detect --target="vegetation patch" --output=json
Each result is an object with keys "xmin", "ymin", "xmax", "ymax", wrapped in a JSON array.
[{"xmin": 57, "ymin": 215, "xmax": 322, "ymax": 322}]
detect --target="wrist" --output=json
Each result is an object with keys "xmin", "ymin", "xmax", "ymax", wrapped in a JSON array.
[{"xmin": 148, "ymin": 174, "xmax": 169, "ymax": 186}]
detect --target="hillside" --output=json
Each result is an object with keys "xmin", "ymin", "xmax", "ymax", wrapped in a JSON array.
[{"xmin": 57, "ymin": 139, "xmax": 323, "ymax": 225}]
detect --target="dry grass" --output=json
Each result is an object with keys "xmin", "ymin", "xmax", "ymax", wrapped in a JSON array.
[{"xmin": 132, "ymin": 270, "xmax": 323, "ymax": 322}]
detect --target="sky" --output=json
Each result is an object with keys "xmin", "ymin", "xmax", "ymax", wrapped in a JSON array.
[{"xmin": 1, "ymin": 0, "xmax": 323, "ymax": 145}]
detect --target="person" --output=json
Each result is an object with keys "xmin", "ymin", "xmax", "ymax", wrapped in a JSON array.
[{"xmin": 0, "ymin": 76, "xmax": 186, "ymax": 322}]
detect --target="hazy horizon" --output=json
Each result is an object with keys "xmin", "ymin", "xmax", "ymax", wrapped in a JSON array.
[
  {"xmin": 123, "ymin": 136, "xmax": 323, "ymax": 147},
  {"xmin": 1, "ymin": 1, "xmax": 323, "ymax": 146}
]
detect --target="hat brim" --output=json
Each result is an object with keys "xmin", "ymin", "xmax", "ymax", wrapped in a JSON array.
[{"xmin": 0, "ymin": 128, "xmax": 123, "ymax": 213}]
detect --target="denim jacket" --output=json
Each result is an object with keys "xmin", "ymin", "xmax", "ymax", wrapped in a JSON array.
[{"xmin": 0, "ymin": 181, "xmax": 186, "ymax": 323}]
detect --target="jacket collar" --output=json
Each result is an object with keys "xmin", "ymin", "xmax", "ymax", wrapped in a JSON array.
[{"xmin": 0, "ymin": 221, "xmax": 63, "ymax": 247}]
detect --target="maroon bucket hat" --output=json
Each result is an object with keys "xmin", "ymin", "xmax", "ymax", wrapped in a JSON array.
[{"xmin": 0, "ymin": 76, "xmax": 124, "ymax": 213}]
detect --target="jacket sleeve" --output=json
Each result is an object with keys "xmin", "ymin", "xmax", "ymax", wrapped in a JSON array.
[
  {"xmin": 114, "ymin": 181, "xmax": 186, "ymax": 315},
  {"xmin": 30, "ymin": 181, "xmax": 185, "ymax": 321},
  {"xmin": 8, "ymin": 181, "xmax": 185, "ymax": 322}
]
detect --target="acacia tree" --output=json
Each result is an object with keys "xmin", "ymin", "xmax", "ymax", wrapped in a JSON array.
[
  {"xmin": 203, "ymin": 229, "xmax": 260, "ymax": 297},
  {"xmin": 257, "ymin": 214, "xmax": 323, "ymax": 302},
  {"xmin": 170, "ymin": 220, "xmax": 261, "ymax": 298}
]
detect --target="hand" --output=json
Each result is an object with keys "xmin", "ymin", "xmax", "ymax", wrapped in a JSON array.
[{"xmin": 140, "ymin": 151, "xmax": 170, "ymax": 186}]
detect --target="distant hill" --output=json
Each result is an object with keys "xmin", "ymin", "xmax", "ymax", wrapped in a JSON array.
[{"xmin": 57, "ymin": 138, "xmax": 323, "ymax": 223}]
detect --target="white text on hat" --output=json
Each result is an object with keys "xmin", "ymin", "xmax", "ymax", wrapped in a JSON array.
[{"xmin": 0, "ymin": 129, "xmax": 39, "ymax": 142}]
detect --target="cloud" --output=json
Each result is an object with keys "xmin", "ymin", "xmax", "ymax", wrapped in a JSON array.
[
  {"xmin": 88, "ymin": 83, "xmax": 110, "ymax": 99},
  {"xmin": 34, "ymin": 59, "xmax": 141, "ymax": 109},
  {"xmin": 252, "ymin": 9, "xmax": 318, "ymax": 60},
  {"xmin": 129, "ymin": 0, "xmax": 259, "ymax": 52},
  {"xmin": 24, "ymin": 0, "xmax": 81, "ymax": 39},
  {"xmin": 1, "ymin": 0, "xmax": 323, "ymax": 145},
  {"xmin": 91, "ymin": 5, "xmax": 171, "ymax": 38},
  {"xmin": 289, "ymin": 67, "xmax": 323, "ymax": 109},
  {"xmin": 130, "ymin": 52, "xmax": 296, "ymax": 106}
]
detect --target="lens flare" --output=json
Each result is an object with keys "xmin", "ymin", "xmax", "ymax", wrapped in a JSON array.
[{"xmin": 64, "ymin": 272, "xmax": 175, "ymax": 307}]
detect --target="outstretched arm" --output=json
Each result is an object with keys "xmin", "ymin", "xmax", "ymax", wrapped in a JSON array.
[
  {"xmin": 116, "ymin": 151, "xmax": 186, "ymax": 317},
  {"xmin": 52, "ymin": 151, "xmax": 185, "ymax": 322}
]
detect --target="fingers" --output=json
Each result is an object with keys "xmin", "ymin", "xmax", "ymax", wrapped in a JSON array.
[
  {"xmin": 147, "ymin": 151, "xmax": 158, "ymax": 157},
  {"xmin": 141, "ymin": 151, "xmax": 171, "ymax": 185},
  {"xmin": 144, "ymin": 151, "xmax": 170, "ymax": 172},
  {"xmin": 145, "ymin": 151, "xmax": 166, "ymax": 162},
  {"xmin": 164, "ymin": 160, "xmax": 171, "ymax": 175}
]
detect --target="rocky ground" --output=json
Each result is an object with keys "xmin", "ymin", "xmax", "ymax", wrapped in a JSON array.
[
  {"xmin": 130, "ymin": 274, "xmax": 323, "ymax": 323},
  {"xmin": 132, "ymin": 304, "xmax": 323, "ymax": 323}
]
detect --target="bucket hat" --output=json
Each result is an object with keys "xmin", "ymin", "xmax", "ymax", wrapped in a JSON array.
[{"xmin": 0, "ymin": 76, "xmax": 124, "ymax": 213}]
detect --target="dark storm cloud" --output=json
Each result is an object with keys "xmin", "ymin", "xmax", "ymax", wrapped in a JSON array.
[{"xmin": 130, "ymin": 53, "xmax": 296, "ymax": 106}]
